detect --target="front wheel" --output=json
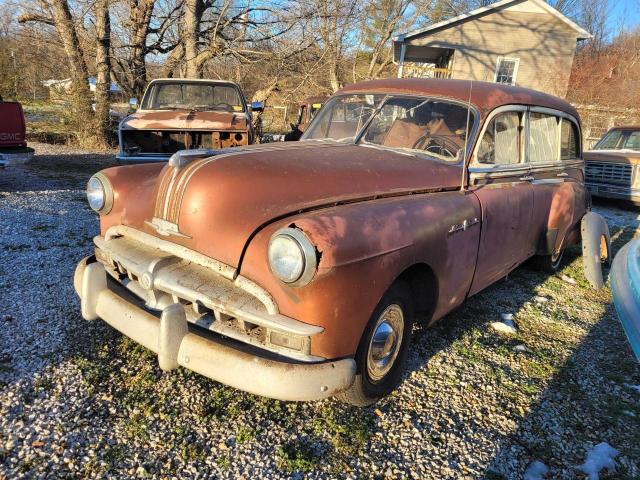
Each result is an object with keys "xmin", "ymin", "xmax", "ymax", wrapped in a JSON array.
[{"xmin": 337, "ymin": 282, "xmax": 413, "ymax": 406}]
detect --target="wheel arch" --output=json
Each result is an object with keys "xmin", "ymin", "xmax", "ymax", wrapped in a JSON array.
[{"xmin": 394, "ymin": 262, "xmax": 439, "ymax": 323}]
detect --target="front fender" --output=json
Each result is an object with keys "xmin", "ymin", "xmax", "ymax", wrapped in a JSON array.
[{"xmin": 239, "ymin": 190, "xmax": 481, "ymax": 359}]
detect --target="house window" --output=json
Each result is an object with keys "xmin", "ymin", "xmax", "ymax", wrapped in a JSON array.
[{"xmin": 495, "ymin": 57, "xmax": 520, "ymax": 85}]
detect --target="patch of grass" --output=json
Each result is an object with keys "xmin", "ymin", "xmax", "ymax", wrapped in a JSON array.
[
  {"xmin": 123, "ymin": 412, "xmax": 151, "ymax": 441},
  {"xmin": 179, "ymin": 441, "xmax": 206, "ymax": 462},
  {"xmin": 276, "ymin": 440, "xmax": 319, "ymax": 473},
  {"xmin": 235, "ymin": 426, "xmax": 255, "ymax": 445},
  {"xmin": 103, "ymin": 443, "xmax": 126, "ymax": 467}
]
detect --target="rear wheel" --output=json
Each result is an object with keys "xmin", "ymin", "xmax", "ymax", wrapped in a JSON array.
[
  {"xmin": 531, "ymin": 248, "xmax": 565, "ymax": 273},
  {"xmin": 337, "ymin": 282, "xmax": 413, "ymax": 407}
]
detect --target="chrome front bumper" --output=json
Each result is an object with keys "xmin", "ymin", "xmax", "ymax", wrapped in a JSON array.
[
  {"xmin": 586, "ymin": 182, "xmax": 640, "ymax": 203},
  {"xmin": 74, "ymin": 255, "xmax": 355, "ymax": 401}
]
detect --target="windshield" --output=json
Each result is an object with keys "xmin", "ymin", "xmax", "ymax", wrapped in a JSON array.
[
  {"xmin": 304, "ymin": 94, "xmax": 385, "ymax": 141},
  {"xmin": 303, "ymin": 93, "xmax": 475, "ymax": 162},
  {"xmin": 595, "ymin": 129, "xmax": 640, "ymax": 151},
  {"xmin": 141, "ymin": 82, "xmax": 244, "ymax": 112}
]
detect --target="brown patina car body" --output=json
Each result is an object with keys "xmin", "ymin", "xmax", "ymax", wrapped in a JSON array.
[
  {"xmin": 76, "ymin": 78, "xmax": 590, "ymax": 404},
  {"xmin": 117, "ymin": 78, "xmax": 260, "ymax": 163},
  {"xmin": 584, "ymin": 126, "xmax": 640, "ymax": 203}
]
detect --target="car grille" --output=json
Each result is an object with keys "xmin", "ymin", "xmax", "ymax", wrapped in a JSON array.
[{"xmin": 585, "ymin": 162, "xmax": 633, "ymax": 187}]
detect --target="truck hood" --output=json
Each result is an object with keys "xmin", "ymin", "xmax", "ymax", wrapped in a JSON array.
[
  {"xmin": 585, "ymin": 150, "xmax": 640, "ymax": 165},
  {"xmin": 121, "ymin": 109, "xmax": 249, "ymax": 131},
  {"xmin": 106, "ymin": 142, "xmax": 462, "ymax": 269}
]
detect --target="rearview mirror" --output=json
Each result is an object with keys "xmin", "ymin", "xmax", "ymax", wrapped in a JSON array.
[
  {"xmin": 129, "ymin": 97, "xmax": 139, "ymax": 110},
  {"xmin": 250, "ymin": 101, "xmax": 264, "ymax": 113}
]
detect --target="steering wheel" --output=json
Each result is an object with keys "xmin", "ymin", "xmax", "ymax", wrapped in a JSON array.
[
  {"xmin": 212, "ymin": 102, "xmax": 233, "ymax": 112},
  {"xmin": 412, "ymin": 134, "xmax": 460, "ymax": 158}
]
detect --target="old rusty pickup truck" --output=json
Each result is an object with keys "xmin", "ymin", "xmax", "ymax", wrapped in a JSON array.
[
  {"xmin": 117, "ymin": 78, "xmax": 262, "ymax": 163},
  {"xmin": 585, "ymin": 126, "xmax": 640, "ymax": 204},
  {"xmin": 75, "ymin": 79, "xmax": 609, "ymax": 405}
]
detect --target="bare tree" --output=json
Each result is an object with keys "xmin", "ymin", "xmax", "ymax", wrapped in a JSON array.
[{"xmin": 95, "ymin": 0, "xmax": 111, "ymax": 141}]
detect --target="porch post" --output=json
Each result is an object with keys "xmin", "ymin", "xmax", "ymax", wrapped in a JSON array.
[{"xmin": 398, "ymin": 42, "xmax": 407, "ymax": 78}]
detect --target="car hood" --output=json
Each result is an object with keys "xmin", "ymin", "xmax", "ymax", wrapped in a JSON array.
[
  {"xmin": 585, "ymin": 150, "xmax": 640, "ymax": 165},
  {"xmin": 120, "ymin": 109, "xmax": 249, "ymax": 131},
  {"xmin": 105, "ymin": 142, "xmax": 462, "ymax": 269}
]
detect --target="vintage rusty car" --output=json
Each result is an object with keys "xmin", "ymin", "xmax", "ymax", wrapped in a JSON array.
[
  {"xmin": 584, "ymin": 126, "xmax": 640, "ymax": 204},
  {"xmin": 75, "ymin": 78, "xmax": 609, "ymax": 405},
  {"xmin": 117, "ymin": 78, "xmax": 262, "ymax": 163},
  {"xmin": 283, "ymin": 95, "xmax": 328, "ymax": 141}
]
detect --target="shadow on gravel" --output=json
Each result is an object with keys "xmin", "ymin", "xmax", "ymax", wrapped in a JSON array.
[
  {"xmin": 483, "ymin": 224, "xmax": 640, "ymax": 479},
  {"xmin": 0, "ymin": 151, "xmax": 117, "ymax": 193}
]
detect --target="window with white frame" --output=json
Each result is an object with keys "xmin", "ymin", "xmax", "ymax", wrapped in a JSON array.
[{"xmin": 495, "ymin": 57, "xmax": 520, "ymax": 85}]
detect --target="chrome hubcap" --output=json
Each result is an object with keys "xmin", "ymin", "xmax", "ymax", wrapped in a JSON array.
[{"xmin": 366, "ymin": 304, "xmax": 404, "ymax": 383}]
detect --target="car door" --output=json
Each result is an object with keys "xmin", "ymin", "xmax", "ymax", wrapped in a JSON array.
[
  {"xmin": 468, "ymin": 107, "xmax": 537, "ymax": 296},
  {"xmin": 527, "ymin": 109, "xmax": 583, "ymax": 257}
]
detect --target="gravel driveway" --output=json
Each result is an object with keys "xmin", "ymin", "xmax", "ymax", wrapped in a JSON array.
[{"xmin": 1, "ymin": 143, "xmax": 639, "ymax": 479}]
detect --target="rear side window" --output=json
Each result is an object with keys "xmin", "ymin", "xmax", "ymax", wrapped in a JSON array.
[
  {"xmin": 477, "ymin": 111, "xmax": 522, "ymax": 165},
  {"xmin": 560, "ymin": 119, "xmax": 579, "ymax": 160},
  {"xmin": 529, "ymin": 113, "xmax": 560, "ymax": 163}
]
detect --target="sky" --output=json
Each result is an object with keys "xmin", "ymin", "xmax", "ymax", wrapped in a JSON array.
[{"xmin": 607, "ymin": 0, "xmax": 640, "ymax": 33}]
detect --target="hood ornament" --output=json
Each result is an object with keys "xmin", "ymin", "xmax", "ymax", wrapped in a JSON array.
[{"xmin": 168, "ymin": 149, "xmax": 218, "ymax": 169}]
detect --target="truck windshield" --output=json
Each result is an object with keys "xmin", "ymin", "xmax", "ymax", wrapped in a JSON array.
[
  {"xmin": 595, "ymin": 129, "xmax": 640, "ymax": 151},
  {"xmin": 304, "ymin": 94, "xmax": 475, "ymax": 162},
  {"xmin": 142, "ymin": 82, "xmax": 244, "ymax": 112}
]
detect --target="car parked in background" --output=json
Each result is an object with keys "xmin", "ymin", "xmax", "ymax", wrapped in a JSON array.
[
  {"xmin": 75, "ymin": 78, "xmax": 609, "ymax": 405},
  {"xmin": 117, "ymin": 79, "xmax": 263, "ymax": 163},
  {"xmin": 284, "ymin": 96, "xmax": 327, "ymax": 141},
  {"xmin": 0, "ymin": 97, "xmax": 34, "ymax": 166},
  {"xmin": 584, "ymin": 126, "xmax": 640, "ymax": 204}
]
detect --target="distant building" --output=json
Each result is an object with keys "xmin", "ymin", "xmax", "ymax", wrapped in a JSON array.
[
  {"xmin": 42, "ymin": 77, "xmax": 122, "ymax": 101},
  {"xmin": 393, "ymin": 0, "xmax": 591, "ymax": 97}
]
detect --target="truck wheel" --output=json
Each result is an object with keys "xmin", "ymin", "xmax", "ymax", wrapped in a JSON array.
[
  {"xmin": 530, "ymin": 248, "xmax": 565, "ymax": 273},
  {"xmin": 582, "ymin": 212, "xmax": 611, "ymax": 289},
  {"xmin": 337, "ymin": 282, "xmax": 413, "ymax": 407}
]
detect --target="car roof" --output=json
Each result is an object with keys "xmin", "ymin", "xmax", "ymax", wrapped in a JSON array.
[
  {"xmin": 147, "ymin": 78, "xmax": 241, "ymax": 87},
  {"xmin": 302, "ymin": 95, "xmax": 328, "ymax": 105},
  {"xmin": 337, "ymin": 78, "xmax": 579, "ymax": 120},
  {"xmin": 607, "ymin": 126, "xmax": 640, "ymax": 131}
]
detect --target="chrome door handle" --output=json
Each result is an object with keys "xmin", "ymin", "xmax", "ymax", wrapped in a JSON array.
[
  {"xmin": 519, "ymin": 175, "xmax": 534, "ymax": 182},
  {"xmin": 556, "ymin": 172, "xmax": 569, "ymax": 178}
]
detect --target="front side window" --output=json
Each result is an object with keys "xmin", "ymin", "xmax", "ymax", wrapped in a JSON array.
[
  {"xmin": 142, "ymin": 82, "xmax": 244, "ymax": 112},
  {"xmin": 495, "ymin": 57, "xmax": 519, "ymax": 85},
  {"xmin": 304, "ymin": 94, "xmax": 384, "ymax": 141},
  {"xmin": 477, "ymin": 111, "xmax": 522, "ymax": 165},
  {"xmin": 529, "ymin": 113, "xmax": 560, "ymax": 163},
  {"xmin": 626, "ymin": 131, "xmax": 640, "ymax": 150}
]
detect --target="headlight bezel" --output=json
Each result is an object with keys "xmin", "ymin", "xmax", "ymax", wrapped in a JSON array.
[
  {"xmin": 268, "ymin": 227, "xmax": 318, "ymax": 287},
  {"xmin": 87, "ymin": 172, "xmax": 114, "ymax": 214}
]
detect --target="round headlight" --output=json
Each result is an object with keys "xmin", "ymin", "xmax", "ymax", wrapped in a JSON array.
[
  {"xmin": 268, "ymin": 228, "xmax": 317, "ymax": 286},
  {"xmin": 86, "ymin": 173, "xmax": 113, "ymax": 214}
]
